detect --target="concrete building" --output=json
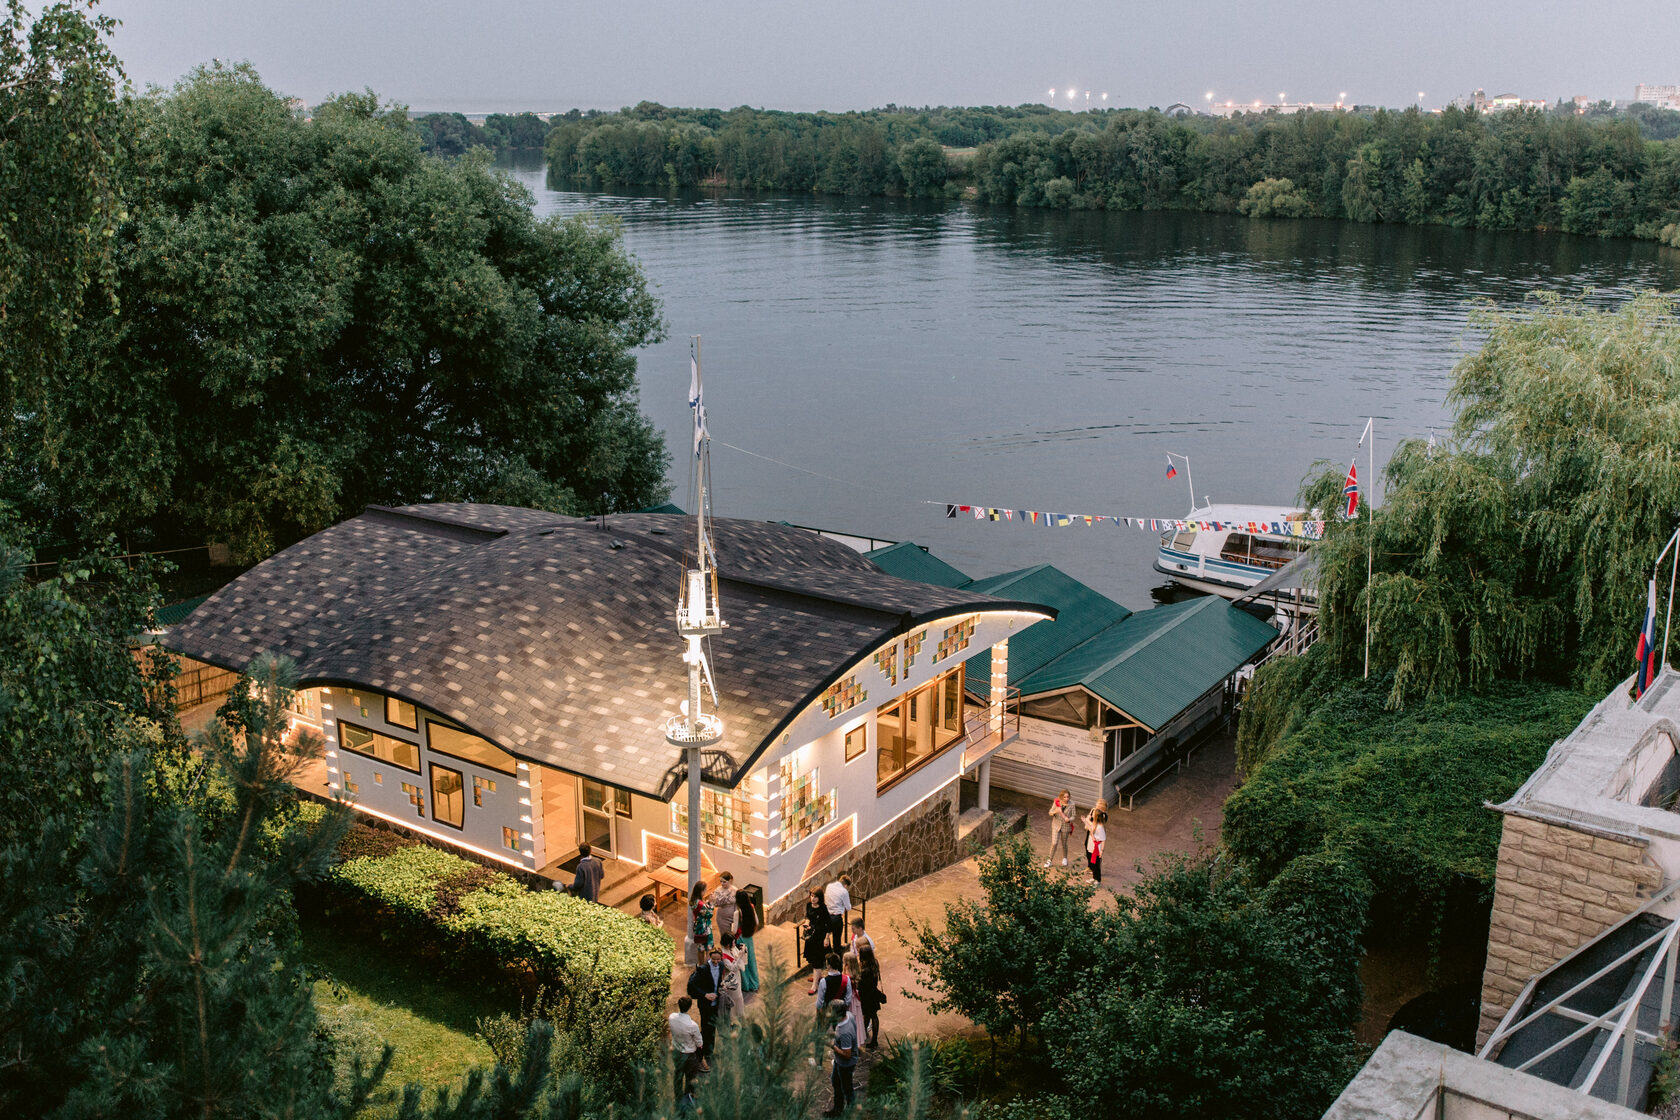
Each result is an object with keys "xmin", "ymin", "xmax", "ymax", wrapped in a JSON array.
[
  {"xmin": 1635, "ymin": 84, "xmax": 1680, "ymax": 110},
  {"xmin": 164, "ymin": 504, "xmax": 1053, "ymax": 923}
]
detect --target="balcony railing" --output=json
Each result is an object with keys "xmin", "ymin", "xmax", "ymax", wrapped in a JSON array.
[{"xmin": 960, "ymin": 686, "xmax": 1021, "ymax": 771}]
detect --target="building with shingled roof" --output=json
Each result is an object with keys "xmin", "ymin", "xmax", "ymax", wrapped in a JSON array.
[{"xmin": 163, "ymin": 504, "xmax": 1052, "ymax": 921}]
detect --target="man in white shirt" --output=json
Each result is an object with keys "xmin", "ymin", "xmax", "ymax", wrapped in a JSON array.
[
  {"xmin": 823, "ymin": 874, "xmax": 853, "ymax": 954},
  {"xmin": 668, "ymin": 995, "xmax": 705, "ymax": 1097}
]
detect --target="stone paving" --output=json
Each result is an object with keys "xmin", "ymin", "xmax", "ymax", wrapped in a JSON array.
[{"xmin": 657, "ymin": 734, "xmax": 1241, "ymax": 1046}]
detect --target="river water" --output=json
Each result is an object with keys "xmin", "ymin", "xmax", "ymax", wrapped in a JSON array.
[{"xmin": 498, "ymin": 151, "xmax": 1680, "ymax": 608}]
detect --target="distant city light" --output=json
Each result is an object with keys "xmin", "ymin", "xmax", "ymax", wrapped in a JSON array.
[
  {"xmin": 1066, "ymin": 88, "xmax": 1077, "ymax": 100},
  {"xmin": 1204, "ymin": 91, "xmax": 1213, "ymax": 102},
  {"xmin": 1339, "ymin": 91, "xmax": 1348, "ymax": 101},
  {"xmin": 1418, "ymin": 91, "xmax": 1425, "ymax": 101},
  {"xmin": 1101, "ymin": 93, "xmax": 1108, "ymax": 102},
  {"xmin": 1279, "ymin": 92, "xmax": 1286, "ymax": 102},
  {"xmin": 1048, "ymin": 88, "xmax": 1056, "ymax": 99}
]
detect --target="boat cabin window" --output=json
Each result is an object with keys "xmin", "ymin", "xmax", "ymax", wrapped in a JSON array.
[
  {"xmin": 1222, "ymin": 532, "xmax": 1305, "ymax": 570},
  {"xmin": 1166, "ymin": 528, "xmax": 1197, "ymax": 550}
]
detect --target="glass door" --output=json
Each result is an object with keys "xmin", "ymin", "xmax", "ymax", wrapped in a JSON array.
[{"xmin": 580, "ymin": 779, "xmax": 615, "ymax": 854}]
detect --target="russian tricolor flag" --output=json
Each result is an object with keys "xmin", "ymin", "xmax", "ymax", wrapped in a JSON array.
[
  {"xmin": 1635, "ymin": 579, "xmax": 1660, "ymax": 699},
  {"xmin": 1165, "ymin": 456, "xmax": 1177, "ymax": 480}
]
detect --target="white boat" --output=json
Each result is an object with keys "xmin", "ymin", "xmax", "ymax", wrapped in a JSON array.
[{"xmin": 1152, "ymin": 503, "xmax": 1317, "ymax": 603}]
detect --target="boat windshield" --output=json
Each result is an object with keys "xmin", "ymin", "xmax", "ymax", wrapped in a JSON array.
[{"xmin": 1166, "ymin": 528, "xmax": 1197, "ymax": 550}]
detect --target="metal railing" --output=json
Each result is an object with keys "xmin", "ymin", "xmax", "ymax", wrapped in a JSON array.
[
  {"xmin": 1478, "ymin": 877, "xmax": 1680, "ymax": 1107},
  {"xmin": 960, "ymin": 687, "xmax": 1021, "ymax": 771}
]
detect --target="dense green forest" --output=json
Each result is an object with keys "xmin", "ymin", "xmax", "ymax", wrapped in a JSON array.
[
  {"xmin": 414, "ymin": 109, "xmax": 553, "ymax": 153},
  {"xmin": 536, "ymin": 101, "xmax": 1680, "ymax": 244}
]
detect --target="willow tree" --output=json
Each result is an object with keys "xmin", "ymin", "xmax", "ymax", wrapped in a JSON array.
[{"xmin": 1307, "ymin": 292, "xmax": 1680, "ymax": 706}]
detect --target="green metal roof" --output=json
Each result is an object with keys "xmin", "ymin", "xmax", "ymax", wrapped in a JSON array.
[
  {"xmin": 962, "ymin": 566, "xmax": 1131, "ymax": 697},
  {"xmin": 154, "ymin": 595, "xmax": 208, "ymax": 627},
  {"xmin": 637, "ymin": 502, "xmax": 686, "ymax": 515},
  {"xmin": 1016, "ymin": 596, "xmax": 1278, "ymax": 731},
  {"xmin": 864, "ymin": 541, "xmax": 973, "ymax": 589}
]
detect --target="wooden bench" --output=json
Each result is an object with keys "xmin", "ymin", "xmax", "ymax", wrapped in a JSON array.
[{"xmin": 641, "ymin": 836, "xmax": 719, "ymax": 912}]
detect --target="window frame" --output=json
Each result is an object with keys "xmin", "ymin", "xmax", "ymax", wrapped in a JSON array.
[
  {"xmin": 430, "ymin": 761, "xmax": 465, "ymax": 830},
  {"xmin": 844, "ymin": 724, "xmax": 867, "ymax": 764},
  {"xmin": 875, "ymin": 664, "xmax": 966, "ymax": 795},
  {"xmin": 338, "ymin": 720, "xmax": 421, "ymax": 773},
  {"xmin": 423, "ymin": 720, "xmax": 518, "ymax": 776},
  {"xmin": 385, "ymin": 695, "xmax": 419, "ymax": 730}
]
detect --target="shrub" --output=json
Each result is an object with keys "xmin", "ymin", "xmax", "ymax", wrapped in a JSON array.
[
  {"xmin": 1238, "ymin": 177, "xmax": 1314, "ymax": 218},
  {"xmin": 325, "ymin": 841, "xmax": 672, "ymax": 1043}
]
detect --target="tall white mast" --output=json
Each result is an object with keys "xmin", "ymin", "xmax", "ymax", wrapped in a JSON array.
[{"xmin": 665, "ymin": 336, "xmax": 724, "ymax": 947}]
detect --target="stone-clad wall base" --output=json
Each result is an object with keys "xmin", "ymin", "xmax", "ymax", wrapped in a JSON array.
[
  {"xmin": 768, "ymin": 784, "xmax": 961, "ymax": 925},
  {"xmin": 1477, "ymin": 812, "xmax": 1664, "ymax": 1048}
]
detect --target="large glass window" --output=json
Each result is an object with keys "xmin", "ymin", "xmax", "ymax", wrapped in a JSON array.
[
  {"xmin": 431, "ymin": 763, "xmax": 464, "ymax": 828},
  {"xmin": 385, "ymin": 696, "xmax": 418, "ymax": 730},
  {"xmin": 876, "ymin": 665, "xmax": 966, "ymax": 792},
  {"xmin": 425, "ymin": 721, "xmax": 517, "ymax": 774},
  {"xmin": 339, "ymin": 722, "xmax": 420, "ymax": 772}
]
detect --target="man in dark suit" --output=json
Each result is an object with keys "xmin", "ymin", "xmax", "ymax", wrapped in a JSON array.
[{"xmin": 685, "ymin": 945, "xmax": 726, "ymax": 1059}]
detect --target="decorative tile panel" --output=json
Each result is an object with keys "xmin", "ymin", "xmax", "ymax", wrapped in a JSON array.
[
  {"xmin": 904, "ymin": 629, "xmax": 926, "ymax": 671},
  {"xmin": 934, "ymin": 617, "xmax": 977, "ymax": 663},
  {"xmin": 820, "ymin": 674, "xmax": 867, "ymax": 718},
  {"xmin": 672, "ymin": 786, "xmax": 753, "ymax": 856},
  {"xmin": 777, "ymin": 756, "xmax": 835, "ymax": 845},
  {"xmin": 873, "ymin": 642, "xmax": 900, "ymax": 685}
]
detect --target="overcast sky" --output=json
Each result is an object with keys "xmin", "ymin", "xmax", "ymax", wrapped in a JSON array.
[{"xmin": 97, "ymin": 0, "xmax": 1673, "ymax": 114}]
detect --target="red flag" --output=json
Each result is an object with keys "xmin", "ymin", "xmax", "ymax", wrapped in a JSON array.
[{"xmin": 1343, "ymin": 461, "xmax": 1360, "ymax": 519}]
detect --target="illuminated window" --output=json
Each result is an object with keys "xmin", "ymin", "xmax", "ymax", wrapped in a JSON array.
[
  {"xmin": 778, "ymin": 756, "xmax": 835, "ymax": 845},
  {"xmin": 672, "ymin": 786, "xmax": 753, "ymax": 856},
  {"xmin": 431, "ymin": 764, "xmax": 463, "ymax": 828},
  {"xmin": 934, "ymin": 617, "xmax": 977, "ymax": 662},
  {"xmin": 342, "ymin": 771, "xmax": 359, "ymax": 795},
  {"xmin": 426, "ymin": 721, "xmax": 517, "ymax": 773},
  {"xmin": 385, "ymin": 696, "xmax": 418, "ymax": 730},
  {"xmin": 289, "ymin": 689, "xmax": 321, "ymax": 722},
  {"xmin": 340, "ymin": 722, "xmax": 420, "ymax": 772},
  {"xmin": 399, "ymin": 781, "xmax": 424, "ymax": 816},
  {"xmin": 820, "ymin": 674, "xmax": 867, "ymax": 718},
  {"xmin": 473, "ymin": 775, "xmax": 497, "ymax": 807},
  {"xmin": 373, "ymin": 772, "xmax": 383, "ymax": 785},
  {"xmin": 502, "ymin": 827, "xmax": 520, "ymax": 852},
  {"xmin": 844, "ymin": 725, "xmax": 867, "ymax": 763},
  {"xmin": 876, "ymin": 664, "xmax": 966, "ymax": 792}
]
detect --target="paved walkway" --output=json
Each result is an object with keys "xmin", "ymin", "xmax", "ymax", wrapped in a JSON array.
[{"xmin": 663, "ymin": 735, "xmax": 1241, "ymax": 1048}]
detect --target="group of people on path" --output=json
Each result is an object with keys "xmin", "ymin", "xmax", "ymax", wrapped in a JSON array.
[
  {"xmin": 1047, "ymin": 789, "xmax": 1109, "ymax": 883},
  {"xmin": 668, "ymin": 871, "xmax": 764, "ymax": 1102},
  {"xmin": 803, "ymin": 876, "xmax": 878, "ymax": 1116}
]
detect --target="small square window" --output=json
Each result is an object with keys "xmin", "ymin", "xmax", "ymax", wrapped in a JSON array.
[
  {"xmin": 844, "ymin": 725, "xmax": 867, "ymax": 763},
  {"xmin": 614, "ymin": 788, "xmax": 632, "ymax": 815},
  {"xmin": 473, "ymin": 775, "xmax": 497, "ymax": 807},
  {"xmin": 373, "ymin": 772, "xmax": 383, "ymax": 785},
  {"xmin": 399, "ymin": 781, "xmax": 424, "ymax": 816},
  {"xmin": 343, "ymin": 771, "xmax": 359, "ymax": 795},
  {"xmin": 502, "ymin": 827, "xmax": 520, "ymax": 852}
]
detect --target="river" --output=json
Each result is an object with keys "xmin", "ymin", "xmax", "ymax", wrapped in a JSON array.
[{"xmin": 497, "ymin": 150, "xmax": 1680, "ymax": 608}]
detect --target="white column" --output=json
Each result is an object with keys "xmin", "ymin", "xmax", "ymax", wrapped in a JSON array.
[{"xmin": 977, "ymin": 758, "xmax": 991, "ymax": 811}]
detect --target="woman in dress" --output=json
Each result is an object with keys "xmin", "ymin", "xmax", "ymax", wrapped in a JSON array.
[
  {"xmin": 717, "ymin": 931, "xmax": 745, "ymax": 1020},
  {"xmin": 803, "ymin": 887, "xmax": 828, "ymax": 994},
  {"xmin": 842, "ymin": 950, "xmax": 865, "ymax": 1029},
  {"xmin": 857, "ymin": 944, "xmax": 884, "ymax": 1049},
  {"xmin": 709, "ymin": 871, "xmax": 738, "ymax": 941},
  {"xmin": 735, "ymin": 885, "xmax": 761, "ymax": 992},
  {"xmin": 689, "ymin": 888, "xmax": 715, "ymax": 963},
  {"xmin": 1084, "ymin": 799, "xmax": 1109, "ymax": 884}
]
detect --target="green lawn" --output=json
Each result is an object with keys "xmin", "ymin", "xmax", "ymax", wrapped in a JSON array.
[{"xmin": 300, "ymin": 912, "xmax": 517, "ymax": 1111}]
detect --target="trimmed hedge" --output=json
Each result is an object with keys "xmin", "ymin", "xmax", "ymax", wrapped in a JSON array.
[{"xmin": 307, "ymin": 817, "xmax": 672, "ymax": 1023}]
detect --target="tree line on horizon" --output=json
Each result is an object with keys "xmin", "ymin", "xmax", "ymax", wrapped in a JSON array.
[{"xmin": 532, "ymin": 100, "xmax": 1680, "ymax": 244}]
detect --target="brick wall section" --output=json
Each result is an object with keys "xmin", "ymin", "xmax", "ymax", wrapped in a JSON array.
[
  {"xmin": 1477, "ymin": 813, "xmax": 1664, "ymax": 1047},
  {"xmin": 767, "ymin": 784, "xmax": 961, "ymax": 925}
]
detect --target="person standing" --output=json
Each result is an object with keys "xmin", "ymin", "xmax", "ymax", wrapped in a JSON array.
[
  {"xmin": 842, "ymin": 951, "xmax": 865, "ymax": 1029},
  {"xmin": 857, "ymin": 944, "xmax": 884, "ymax": 1050},
  {"xmin": 572, "ymin": 843, "xmax": 604, "ymax": 903},
  {"xmin": 823, "ymin": 874, "xmax": 853, "ymax": 955},
  {"xmin": 717, "ymin": 932, "xmax": 745, "ymax": 1021},
  {"xmin": 822, "ymin": 999, "xmax": 859, "ymax": 1116},
  {"xmin": 1084, "ymin": 799, "xmax": 1108, "ymax": 884},
  {"xmin": 803, "ymin": 889, "xmax": 829, "ymax": 994},
  {"xmin": 709, "ymin": 871, "xmax": 738, "ymax": 941},
  {"xmin": 1046, "ymin": 790, "xmax": 1075, "ymax": 868},
  {"xmin": 848, "ymin": 916, "xmax": 874, "ymax": 958},
  {"xmin": 815, "ymin": 952, "xmax": 850, "ymax": 1015},
  {"xmin": 686, "ymin": 946, "xmax": 727, "ymax": 1060},
  {"xmin": 735, "ymin": 886, "xmax": 761, "ymax": 992},
  {"xmin": 688, "ymin": 887, "xmax": 715, "ymax": 964},
  {"xmin": 668, "ymin": 995, "xmax": 705, "ymax": 1097}
]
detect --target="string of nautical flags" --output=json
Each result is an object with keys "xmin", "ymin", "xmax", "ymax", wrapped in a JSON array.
[{"xmin": 938, "ymin": 504, "xmax": 1327, "ymax": 539}]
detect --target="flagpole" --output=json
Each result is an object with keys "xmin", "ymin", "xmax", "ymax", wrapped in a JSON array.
[
  {"xmin": 1662, "ymin": 524, "xmax": 1680, "ymax": 674},
  {"xmin": 1363, "ymin": 418, "xmax": 1374, "ymax": 680}
]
